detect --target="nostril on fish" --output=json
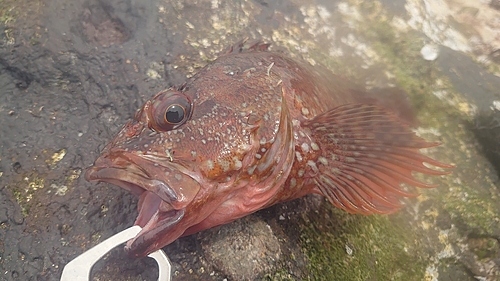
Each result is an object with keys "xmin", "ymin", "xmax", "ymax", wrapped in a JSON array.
[{"xmin": 150, "ymin": 180, "xmax": 178, "ymax": 203}]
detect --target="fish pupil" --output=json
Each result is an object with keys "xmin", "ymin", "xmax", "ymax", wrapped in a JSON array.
[{"xmin": 165, "ymin": 104, "xmax": 185, "ymax": 124}]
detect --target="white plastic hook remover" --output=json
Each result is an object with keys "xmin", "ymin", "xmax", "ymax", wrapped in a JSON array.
[{"xmin": 60, "ymin": 225, "xmax": 171, "ymax": 281}]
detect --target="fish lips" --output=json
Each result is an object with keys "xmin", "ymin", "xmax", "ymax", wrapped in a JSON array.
[{"xmin": 85, "ymin": 152, "xmax": 201, "ymax": 257}]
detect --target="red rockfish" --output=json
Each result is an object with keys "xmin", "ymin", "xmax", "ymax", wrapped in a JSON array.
[{"xmin": 85, "ymin": 40, "xmax": 452, "ymax": 257}]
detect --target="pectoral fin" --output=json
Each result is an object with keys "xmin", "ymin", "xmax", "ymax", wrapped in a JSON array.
[{"xmin": 304, "ymin": 104, "xmax": 453, "ymax": 215}]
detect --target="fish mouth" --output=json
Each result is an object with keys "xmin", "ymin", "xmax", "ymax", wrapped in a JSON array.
[{"xmin": 85, "ymin": 151, "xmax": 199, "ymax": 257}]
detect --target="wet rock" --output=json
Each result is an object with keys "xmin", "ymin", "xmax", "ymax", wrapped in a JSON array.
[
  {"xmin": 80, "ymin": 0, "xmax": 130, "ymax": 47},
  {"xmin": 490, "ymin": 49, "xmax": 500, "ymax": 64},
  {"xmin": 436, "ymin": 262, "xmax": 475, "ymax": 281},
  {"xmin": 0, "ymin": 207, "xmax": 8, "ymax": 224},
  {"xmin": 468, "ymin": 237, "xmax": 500, "ymax": 261},
  {"xmin": 9, "ymin": 204, "xmax": 24, "ymax": 225},
  {"xmin": 200, "ymin": 216, "xmax": 281, "ymax": 280},
  {"xmin": 491, "ymin": 0, "xmax": 500, "ymax": 11},
  {"xmin": 472, "ymin": 109, "xmax": 500, "ymax": 174},
  {"xmin": 12, "ymin": 162, "xmax": 22, "ymax": 174},
  {"xmin": 18, "ymin": 236, "xmax": 43, "ymax": 261}
]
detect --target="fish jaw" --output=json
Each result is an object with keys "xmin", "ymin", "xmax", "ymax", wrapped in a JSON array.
[{"xmin": 84, "ymin": 149, "xmax": 202, "ymax": 257}]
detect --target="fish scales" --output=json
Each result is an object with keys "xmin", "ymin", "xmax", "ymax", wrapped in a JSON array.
[{"xmin": 85, "ymin": 41, "xmax": 453, "ymax": 257}]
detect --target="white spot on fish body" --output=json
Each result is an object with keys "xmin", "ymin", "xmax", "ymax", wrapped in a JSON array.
[
  {"xmin": 255, "ymin": 154, "xmax": 262, "ymax": 159},
  {"xmin": 233, "ymin": 157, "xmax": 242, "ymax": 169},
  {"xmin": 175, "ymin": 174, "xmax": 182, "ymax": 181},
  {"xmin": 346, "ymin": 157, "xmax": 356, "ymax": 163},
  {"xmin": 307, "ymin": 160, "xmax": 319, "ymax": 173},
  {"xmin": 165, "ymin": 149, "xmax": 174, "ymax": 161},
  {"xmin": 191, "ymin": 150, "xmax": 197, "ymax": 157},
  {"xmin": 267, "ymin": 62, "xmax": 274, "ymax": 76},
  {"xmin": 311, "ymin": 142, "xmax": 320, "ymax": 151},
  {"xmin": 295, "ymin": 151, "xmax": 303, "ymax": 162},
  {"xmin": 318, "ymin": 156, "xmax": 328, "ymax": 166},
  {"xmin": 301, "ymin": 143, "xmax": 310, "ymax": 153},
  {"xmin": 198, "ymin": 128, "xmax": 204, "ymax": 136},
  {"xmin": 218, "ymin": 159, "xmax": 230, "ymax": 172},
  {"xmin": 301, "ymin": 107, "xmax": 310, "ymax": 115},
  {"xmin": 290, "ymin": 178, "xmax": 296, "ymax": 188},
  {"xmin": 248, "ymin": 165, "xmax": 256, "ymax": 175},
  {"xmin": 298, "ymin": 169, "xmax": 305, "ymax": 177},
  {"xmin": 201, "ymin": 139, "xmax": 207, "ymax": 144},
  {"xmin": 206, "ymin": 160, "xmax": 214, "ymax": 170}
]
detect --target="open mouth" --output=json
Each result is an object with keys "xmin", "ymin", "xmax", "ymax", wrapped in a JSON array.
[{"xmin": 84, "ymin": 155, "xmax": 188, "ymax": 257}]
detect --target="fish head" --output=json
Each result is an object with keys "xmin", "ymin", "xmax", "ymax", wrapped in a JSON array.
[{"xmin": 85, "ymin": 54, "xmax": 293, "ymax": 257}]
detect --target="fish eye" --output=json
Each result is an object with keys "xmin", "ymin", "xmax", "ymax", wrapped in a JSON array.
[
  {"xmin": 148, "ymin": 90, "xmax": 192, "ymax": 131},
  {"xmin": 165, "ymin": 104, "xmax": 185, "ymax": 124}
]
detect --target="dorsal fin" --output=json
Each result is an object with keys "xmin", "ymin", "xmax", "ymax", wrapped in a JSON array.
[{"xmin": 304, "ymin": 104, "xmax": 453, "ymax": 215}]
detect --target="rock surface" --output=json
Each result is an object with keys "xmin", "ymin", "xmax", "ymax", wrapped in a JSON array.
[{"xmin": 0, "ymin": 0, "xmax": 499, "ymax": 280}]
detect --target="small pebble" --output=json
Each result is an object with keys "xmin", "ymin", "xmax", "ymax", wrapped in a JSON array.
[{"xmin": 421, "ymin": 43, "xmax": 439, "ymax": 61}]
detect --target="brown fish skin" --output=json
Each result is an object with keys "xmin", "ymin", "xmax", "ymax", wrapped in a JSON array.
[{"xmin": 85, "ymin": 41, "xmax": 453, "ymax": 257}]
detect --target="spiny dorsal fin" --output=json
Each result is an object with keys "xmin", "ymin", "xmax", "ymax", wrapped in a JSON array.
[{"xmin": 304, "ymin": 104, "xmax": 453, "ymax": 215}]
